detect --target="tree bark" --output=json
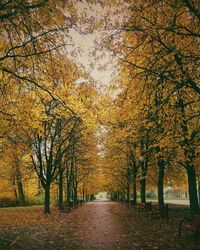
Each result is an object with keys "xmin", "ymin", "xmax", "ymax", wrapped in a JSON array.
[
  {"xmin": 11, "ymin": 178, "xmax": 18, "ymax": 203},
  {"xmin": 15, "ymin": 165, "xmax": 25, "ymax": 206},
  {"xmin": 74, "ymin": 186, "xmax": 78, "ymax": 207},
  {"xmin": 127, "ymin": 167, "xmax": 131, "ymax": 205},
  {"xmin": 58, "ymin": 169, "xmax": 63, "ymax": 211},
  {"xmin": 66, "ymin": 182, "xmax": 71, "ymax": 207},
  {"xmin": 186, "ymin": 165, "xmax": 199, "ymax": 216},
  {"xmin": 198, "ymin": 180, "xmax": 200, "ymax": 204},
  {"xmin": 127, "ymin": 182, "xmax": 130, "ymax": 204},
  {"xmin": 133, "ymin": 177, "xmax": 137, "ymax": 205},
  {"xmin": 116, "ymin": 191, "xmax": 119, "ymax": 200},
  {"xmin": 132, "ymin": 162, "xmax": 138, "ymax": 205},
  {"xmin": 140, "ymin": 178, "xmax": 146, "ymax": 203},
  {"xmin": 122, "ymin": 189, "xmax": 125, "ymax": 201},
  {"xmin": 44, "ymin": 184, "xmax": 50, "ymax": 214},
  {"xmin": 140, "ymin": 157, "xmax": 148, "ymax": 203},
  {"xmin": 82, "ymin": 185, "xmax": 85, "ymax": 201},
  {"xmin": 177, "ymin": 98, "xmax": 199, "ymax": 215},
  {"xmin": 157, "ymin": 158, "xmax": 165, "ymax": 207}
]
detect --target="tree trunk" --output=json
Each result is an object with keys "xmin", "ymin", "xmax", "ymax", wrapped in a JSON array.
[
  {"xmin": 44, "ymin": 184, "xmax": 51, "ymax": 214},
  {"xmin": 15, "ymin": 166, "xmax": 25, "ymax": 206},
  {"xmin": 58, "ymin": 169, "xmax": 63, "ymax": 211},
  {"xmin": 17, "ymin": 180, "xmax": 25, "ymax": 206},
  {"xmin": 133, "ymin": 177, "xmax": 137, "ymax": 205},
  {"xmin": 140, "ymin": 178, "xmax": 146, "ymax": 203},
  {"xmin": 186, "ymin": 165, "xmax": 199, "ymax": 216},
  {"xmin": 140, "ymin": 158, "xmax": 148, "ymax": 203},
  {"xmin": 122, "ymin": 189, "xmax": 125, "ymax": 201},
  {"xmin": 82, "ymin": 185, "xmax": 85, "ymax": 201},
  {"xmin": 157, "ymin": 158, "xmax": 165, "ymax": 207},
  {"xmin": 177, "ymin": 98, "xmax": 199, "ymax": 215},
  {"xmin": 74, "ymin": 187, "xmax": 77, "ymax": 207},
  {"xmin": 133, "ymin": 162, "xmax": 138, "ymax": 205},
  {"xmin": 66, "ymin": 183, "xmax": 71, "ymax": 207},
  {"xmin": 127, "ymin": 167, "xmax": 130, "ymax": 205},
  {"xmin": 117, "ymin": 191, "xmax": 120, "ymax": 200},
  {"xmin": 127, "ymin": 184, "xmax": 130, "ymax": 204},
  {"xmin": 11, "ymin": 178, "xmax": 18, "ymax": 203}
]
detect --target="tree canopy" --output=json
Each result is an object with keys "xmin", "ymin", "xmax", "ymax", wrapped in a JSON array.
[{"xmin": 0, "ymin": 0, "xmax": 199, "ymax": 216}]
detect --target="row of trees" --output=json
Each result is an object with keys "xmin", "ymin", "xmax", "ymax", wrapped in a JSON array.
[
  {"xmin": 0, "ymin": 0, "xmax": 100, "ymax": 213},
  {"xmin": 30, "ymin": 99, "xmax": 99, "ymax": 213},
  {"xmin": 0, "ymin": 0, "xmax": 199, "ymax": 216},
  {"xmin": 100, "ymin": 0, "xmax": 199, "ymax": 216}
]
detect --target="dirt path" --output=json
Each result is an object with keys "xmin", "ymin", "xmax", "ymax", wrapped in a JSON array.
[
  {"xmin": 74, "ymin": 201, "xmax": 127, "ymax": 249},
  {"xmin": 0, "ymin": 201, "xmax": 198, "ymax": 250},
  {"xmin": 14, "ymin": 201, "xmax": 131, "ymax": 250}
]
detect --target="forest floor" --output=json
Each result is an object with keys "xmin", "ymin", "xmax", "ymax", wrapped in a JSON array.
[{"xmin": 0, "ymin": 201, "xmax": 199, "ymax": 250}]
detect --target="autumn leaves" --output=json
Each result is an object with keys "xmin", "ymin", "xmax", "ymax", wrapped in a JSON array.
[
  {"xmin": 0, "ymin": 0, "xmax": 199, "ymax": 216},
  {"xmin": 100, "ymin": 0, "xmax": 200, "ymax": 215},
  {"xmin": 0, "ymin": 1, "xmax": 99, "ymax": 213}
]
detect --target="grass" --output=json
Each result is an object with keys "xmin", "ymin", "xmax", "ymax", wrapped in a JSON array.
[{"xmin": 0, "ymin": 205, "xmax": 43, "ymax": 212}]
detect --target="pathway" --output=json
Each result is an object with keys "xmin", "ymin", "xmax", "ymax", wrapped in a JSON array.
[{"xmin": 0, "ymin": 201, "xmax": 197, "ymax": 249}]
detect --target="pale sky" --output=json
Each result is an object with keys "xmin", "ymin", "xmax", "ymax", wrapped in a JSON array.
[
  {"xmin": 68, "ymin": 29, "xmax": 116, "ymax": 86},
  {"xmin": 66, "ymin": 1, "xmax": 117, "ymax": 88}
]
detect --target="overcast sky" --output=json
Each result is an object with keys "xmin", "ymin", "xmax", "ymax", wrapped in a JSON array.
[{"xmin": 66, "ymin": 1, "xmax": 117, "ymax": 88}]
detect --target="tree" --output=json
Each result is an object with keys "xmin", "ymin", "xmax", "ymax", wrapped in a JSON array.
[
  {"xmin": 30, "ymin": 99, "xmax": 79, "ymax": 213},
  {"xmin": 103, "ymin": 0, "xmax": 200, "ymax": 215}
]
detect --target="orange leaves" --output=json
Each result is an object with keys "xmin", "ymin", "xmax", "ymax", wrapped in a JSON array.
[{"xmin": 0, "ymin": 207, "xmax": 59, "ymax": 232}]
